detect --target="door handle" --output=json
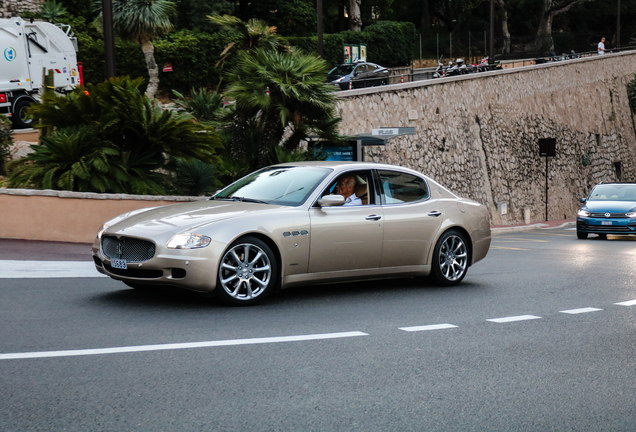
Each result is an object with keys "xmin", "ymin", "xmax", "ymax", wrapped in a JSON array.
[
  {"xmin": 365, "ymin": 215, "xmax": 382, "ymax": 221},
  {"xmin": 427, "ymin": 211, "xmax": 442, "ymax": 217}
]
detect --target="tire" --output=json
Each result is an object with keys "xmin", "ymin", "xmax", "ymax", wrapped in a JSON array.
[
  {"xmin": 576, "ymin": 231, "xmax": 588, "ymax": 239},
  {"xmin": 381, "ymin": 79, "xmax": 388, "ymax": 85},
  {"xmin": 12, "ymin": 99, "xmax": 34, "ymax": 129},
  {"xmin": 216, "ymin": 236, "xmax": 278, "ymax": 306},
  {"xmin": 430, "ymin": 230, "xmax": 470, "ymax": 286}
]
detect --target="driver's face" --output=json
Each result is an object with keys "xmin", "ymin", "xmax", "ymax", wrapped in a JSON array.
[{"xmin": 335, "ymin": 180, "xmax": 352, "ymax": 197}]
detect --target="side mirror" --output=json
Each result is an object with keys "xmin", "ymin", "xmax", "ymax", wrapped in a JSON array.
[
  {"xmin": 317, "ymin": 195, "xmax": 345, "ymax": 207},
  {"xmin": 580, "ymin": 198, "xmax": 587, "ymax": 203}
]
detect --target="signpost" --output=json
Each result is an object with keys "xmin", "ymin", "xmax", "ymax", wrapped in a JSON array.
[{"xmin": 539, "ymin": 138, "xmax": 556, "ymax": 221}]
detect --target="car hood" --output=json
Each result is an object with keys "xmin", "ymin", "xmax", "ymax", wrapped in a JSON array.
[
  {"xmin": 583, "ymin": 200, "xmax": 636, "ymax": 213},
  {"xmin": 105, "ymin": 200, "xmax": 287, "ymax": 237}
]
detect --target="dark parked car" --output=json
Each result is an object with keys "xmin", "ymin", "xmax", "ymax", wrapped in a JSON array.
[
  {"xmin": 576, "ymin": 182, "xmax": 636, "ymax": 239},
  {"xmin": 327, "ymin": 62, "xmax": 389, "ymax": 90}
]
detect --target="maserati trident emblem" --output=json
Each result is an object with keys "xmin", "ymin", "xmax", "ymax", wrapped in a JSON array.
[
  {"xmin": 116, "ymin": 240, "xmax": 125, "ymax": 258},
  {"xmin": 605, "ymin": 213, "xmax": 611, "ymax": 218}
]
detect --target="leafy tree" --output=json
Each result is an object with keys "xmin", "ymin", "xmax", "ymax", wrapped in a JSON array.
[
  {"xmin": 173, "ymin": 158, "xmax": 218, "ymax": 196},
  {"xmin": 225, "ymin": 48, "xmax": 340, "ymax": 168},
  {"xmin": 173, "ymin": 87, "xmax": 226, "ymax": 126},
  {"xmin": 95, "ymin": 0, "xmax": 176, "ymax": 98}
]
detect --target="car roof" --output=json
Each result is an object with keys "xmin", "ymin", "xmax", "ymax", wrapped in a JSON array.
[{"xmin": 270, "ymin": 161, "xmax": 426, "ymax": 176}]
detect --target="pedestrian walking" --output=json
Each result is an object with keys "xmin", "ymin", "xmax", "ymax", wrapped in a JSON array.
[{"xmin": 598, "ymin": 37, "xmax": 606, "ymax": 55}]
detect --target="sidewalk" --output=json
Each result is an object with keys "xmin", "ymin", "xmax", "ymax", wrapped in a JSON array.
[
  {"xmin": 491, "ymin": 218, "xmax": 575, "ymax": 234},
  {"xmin": 0, "ymin": 219, "xmax": 576, "ymax": 262}
]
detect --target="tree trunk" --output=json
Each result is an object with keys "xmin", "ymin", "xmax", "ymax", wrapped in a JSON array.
[
  {"xmin": 421, "ymin": 0, "xmax": 431, "ymax": 38},
  {"xmin": 231, "ymin": 112, "xmax": 248, "ymax": 161},
  {"xmin": 258, "ymin": 112, "xmax": 284, "ymax": 168},
  {"xmin": 349, "ymin": 0, "xmax": 362, "ymax": 31},
  {"xmin": 140, "ymin": 38, "xmax": 159, "ymax": 98},
  {"xmin": 525, "ymin": 9, "xmax": 554, "ymax": 53},
  {"xmin": 496, "ymin": 0, "xmax": 511, "ymax": 54}
]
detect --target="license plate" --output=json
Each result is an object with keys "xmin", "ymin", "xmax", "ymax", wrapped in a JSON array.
[
  {"xmin": 601, "ymin": 221, "xmax": 613, "ymax": 225},
  {"xmin": 111, "ymin": 258, "xmax": 127, "ymax": 269}
]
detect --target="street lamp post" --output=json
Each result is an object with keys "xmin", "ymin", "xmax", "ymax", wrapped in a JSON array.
[
  {"xmin": 489, "ymin": 0, "xmax": 494, "ymax": 66},
  {"xmin": 317, "ymin": 0, "xmax": 323, "ymax": 57}
]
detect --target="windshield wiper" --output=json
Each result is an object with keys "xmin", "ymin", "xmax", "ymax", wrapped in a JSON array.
[{"xmin": 230, "ymin": 196, "xmax": 270, "ymax": 204}]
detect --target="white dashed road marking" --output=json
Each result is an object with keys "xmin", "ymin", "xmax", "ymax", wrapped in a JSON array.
[
  {"xmin": 615, "ymin": 299, "xmax": 636, "ymax": 306},
  {"xmin": 559, "ymin": 307, "xmax": 603, "ymax": 314},
  {"xmin": 0, "ymin": 261, "xmax": 104, "ymax": 279},
  {"xmin": 487, "ymin": 315, "xmax": 542, "ymax": 323},
  {"xmin": 399, "ymin": 324, "xmax": 458, "ymax": 332},
  {"xmin": 0, "ymin": 331, "xmax": 369, "ymax": 360}
]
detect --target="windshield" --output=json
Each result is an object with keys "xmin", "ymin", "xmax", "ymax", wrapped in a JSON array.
[
  {"xmin": 588, "ymin": 184, "xmax": 636, "ymax": 201},
  {"xmin": 214, "ymin": 166, "xmax": 332, "ymax": 206},
  {"xmin": 328, "ymin": 64, "xmax": 355, "ymax": 77}
]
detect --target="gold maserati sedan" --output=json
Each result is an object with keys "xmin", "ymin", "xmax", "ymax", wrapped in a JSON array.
[{"xmin": 92, "ymin": 162, "xmax": 491, "ymax": 305}]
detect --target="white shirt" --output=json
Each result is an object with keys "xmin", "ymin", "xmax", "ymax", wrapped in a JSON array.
[
  {"xmin": 344, "ymin": 193, "xmax": 362, "ymax": 206},
  {"xmin": 598, "ymin": 41, "xmax": 605, "ymax": 55}
]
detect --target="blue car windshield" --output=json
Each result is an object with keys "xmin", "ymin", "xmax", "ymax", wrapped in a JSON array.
[
  {"xmin": 329, "ymin": 64, "xmax": 355, "ymax": 76},
  {"xmin": 588, "ymin": 184, "xmax": 636, "ymax": 201},
  {"xmin": 214, "ymin": 166, "xmax": 332, "ymax": 206}
]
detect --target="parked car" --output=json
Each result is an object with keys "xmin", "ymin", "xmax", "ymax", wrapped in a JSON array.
[
  {"xmin": 327, "ymin": 62, "xmax": 389, "ymax": 90},
  {"xmin": 576, "ymin": 182, "xmax": 636, "ymax": 239},
  {"xmin": 92, "ymin": 162, "xmax": 491, "ymax": 305}
]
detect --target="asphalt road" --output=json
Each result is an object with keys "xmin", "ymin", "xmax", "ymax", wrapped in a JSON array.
[{"xmin": 1, "ymin": 228, "xmax": 635, "ymax": 431}]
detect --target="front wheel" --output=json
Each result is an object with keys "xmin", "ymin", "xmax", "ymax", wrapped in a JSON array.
[
  {"xmin": 216, "ymin": 236, "xmax": 278, "ymax": 306},
  {"xmin": 430, "ymin": 230, "xmax": 469, "ymax": 286},
  {"xmin": 577, "ymin": 231, "xmax": 588, "ymax": 239}
]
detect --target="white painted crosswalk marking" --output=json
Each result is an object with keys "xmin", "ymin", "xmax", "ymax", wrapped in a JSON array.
[
  {"xmin": 399, "ymin": 324, "xmax": 458, "ymax": 332},
  {"xmin": 0, "ymin": 331, "xmax": 369, "ymax": 360},
  {"xmin": 559, "ymin": 307, "xmax": 603, "ymax": 314},
  {"xmin": 487, "ymin": 315, "xmax": 541, "ymax": 323},
  {"xmin": 0, "ymin": 261, "xmax": 104, "ymax": 278}
]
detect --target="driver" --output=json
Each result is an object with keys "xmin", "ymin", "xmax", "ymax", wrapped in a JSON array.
[{"xmin": 334, "ymin": 175, "xmax": 362, "ymax": 206}]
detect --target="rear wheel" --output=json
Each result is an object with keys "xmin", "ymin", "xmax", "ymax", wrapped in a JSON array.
[
  {"xmin": 576, "ymin": 231, "xmax": 588, "ymax": 239},
  {"xmin": 12, "ymin": 99, "xmax": 34, "ymax": 129},
  {"xmin": 430, "ymin": 230, "xmax": 469, "ymax": 286},
  {"xmin": 216, "ymin": 236, "xmax": 278, "ymax": 306}
]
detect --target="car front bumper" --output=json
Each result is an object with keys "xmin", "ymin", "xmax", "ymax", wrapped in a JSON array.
[
  {"xmin": 91, "ymin": 237, "xmax": 226, "ymax": 293},
  {"xmin": 576, "ymin": 217, "xmax": 636, "ymax": 235}
]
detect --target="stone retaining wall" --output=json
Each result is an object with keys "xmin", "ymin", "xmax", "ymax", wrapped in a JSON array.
[
  {"xmin": 336, "ymin": 51, "xmax": 636, "ymax": 225},
  {"xmin": 0, "ymin": 189, "xmax": 206, "ymax": 243},
  {"xmin": 0, "ymin": 0, "xmax": 41, "ymax": 18}
]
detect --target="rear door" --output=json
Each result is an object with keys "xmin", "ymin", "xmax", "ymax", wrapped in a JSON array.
[{"xmin": 377, "ymin": 169, "xmax": 444, "ymax": 267}]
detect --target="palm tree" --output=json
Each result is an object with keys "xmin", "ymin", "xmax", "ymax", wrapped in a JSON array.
[
  {"xmin": 225, "ymin": 49, "xmax": 341, "ymax": 168},
  {"xmin": 104, "ymin": 0, "xmax": 176, "ymax": 98}
]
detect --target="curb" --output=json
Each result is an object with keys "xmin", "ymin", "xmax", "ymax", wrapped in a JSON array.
[{"xmin": 491, "ymin": 221, "xmax": 575, "ymax": 235}]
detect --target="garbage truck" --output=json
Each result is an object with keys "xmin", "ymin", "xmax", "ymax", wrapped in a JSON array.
[{"xmin": 0, "ymin": 17, "xmax": 81, "ymax": 128}]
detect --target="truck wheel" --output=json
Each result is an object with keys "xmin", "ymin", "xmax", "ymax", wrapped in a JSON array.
[{"xmin": 12, "ymin": 99, "xmax": 34, "ymax": 129}]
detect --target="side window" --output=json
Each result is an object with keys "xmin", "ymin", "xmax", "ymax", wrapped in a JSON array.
[
  {"xmin": 378, "ymin": 170, "xmax": 429, "ymax": 204},
  {"xmin": 354, "ymin": 65, "xmax": 368, "ymax": 76},
  {"xmin": 320, "ymin": 171, "xmax": 374, "ymax": 206},
  {"xmin": 367, "ymin": 64, "xmax": 378, "ymax": 72}
]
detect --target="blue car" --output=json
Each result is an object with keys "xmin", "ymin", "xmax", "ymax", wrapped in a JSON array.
[{"xmin": 577, "ymin": 182, "xmax": 636, "ymax": 239}]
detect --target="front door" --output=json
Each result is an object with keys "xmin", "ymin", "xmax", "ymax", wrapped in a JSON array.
[{"xmin": 308, "ymin": 170, "xmax": 383, "ymax": 273}]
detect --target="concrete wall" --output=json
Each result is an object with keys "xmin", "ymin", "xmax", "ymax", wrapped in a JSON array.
[
  {"xmin": 0, "ymin": 189, "xmax": 205, "ymax": 243},
  {"xmin": 336, "ymin": 51, "xmax": 636, "ymax": 225}
]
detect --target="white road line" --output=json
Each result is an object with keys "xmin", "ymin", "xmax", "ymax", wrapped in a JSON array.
[
  {"xmin": 487, "ymin": 315, "xmax": 541, "ymax": 323},
  {"xmin": 615, "ymin": 300, "xmax": 636, "ymax": 306},
  {"xmin": 399, "ymin": 323, "xmax": 458, "ymax": 332},
  {"xmin": 560, "ymin": 307, "xmax": 603, "ymax": 314},
  {"xmin": 0, "ymin": 331, "xmax": 369, "ymax": 360},
  {"xmin": 0, "ymin": 261, "xmax": 104, "ymax": 279}
]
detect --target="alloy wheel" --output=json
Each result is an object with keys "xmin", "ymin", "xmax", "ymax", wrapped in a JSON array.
[{"xmin": 219, "ymin": 242, "xmax": 272, "ymax": 301}]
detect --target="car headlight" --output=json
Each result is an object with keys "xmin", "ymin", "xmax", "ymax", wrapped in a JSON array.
[
  {"xmin": 626, "ymin": 211, "xmax": 636, "ymax": 217},
  {"xmin": 96, "ymin": 224, "xmax": 108, "ymax": 239},
  {"xmin": 166, "ymin": 233, "xmax": 211, "ymax": 249},
  {"xmin": 577, "ymin": 209, "xmax": 590, "ymax": 217}
]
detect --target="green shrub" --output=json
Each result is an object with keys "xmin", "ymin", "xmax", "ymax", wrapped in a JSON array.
[
  {"xmin": 627, "ymin": 73, "xmax": 636, "ymax": 114},
  {"xmin": 0, "ymin": 115, "xmax": 13, "ymax": 176}
]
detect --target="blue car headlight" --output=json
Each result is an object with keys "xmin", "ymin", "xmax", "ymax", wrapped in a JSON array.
[
  {"xmin": 577, "ymin": 209, "xmax": 590, "ymax": 217},
  {"xmin": 626, "ymin": 210, "xmax": 636, "ymax": 218}
]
